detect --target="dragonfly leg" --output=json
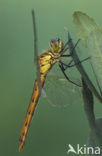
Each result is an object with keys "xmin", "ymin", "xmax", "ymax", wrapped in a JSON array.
[
  {"xmin": 60, "ymin": 57, "xmax": 90, "ymax": 71},
  {"xmin": 61, "ymin": 38, "xmax": 72, "ymax": 54},
  {"xmin": 61, "ymin": 39, "xmax": 80, "ymax": 56},
  {"xmin": 70, "ymin": 39, "xmax": 80, "ymax": 54},
  {"xmin": 61, "ymin": 54, "xmax": 71, "ymax": 57},
  {"xmin": 59, "ymin": 59, "xmax": 74, "ymax": 71},
  {"xmin": 61, "ymin": 38, "xmax": 80, "ymax": 56},
  {"xmin": 68, "ymin": 57, "xmax": 90, "ymax": 68},
  {"xmin": 59, "ymin": 61, "xmax": 82, "ymax": 87},
  {"xmin": 63, "ymin": 39, "xmax": 80, "ymax": 54},
  {"xmin": 62, "ymin": 39, "xmax": 71, "ymax": 50}
]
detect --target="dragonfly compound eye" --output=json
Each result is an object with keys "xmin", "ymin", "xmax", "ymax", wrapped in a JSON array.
[{"xmin": 50, "ymin": 38, "xmax": 63, "ymax": 54}]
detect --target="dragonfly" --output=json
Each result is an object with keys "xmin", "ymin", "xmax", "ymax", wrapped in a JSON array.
[{"xmin": 18, "ymin": 10, "xmax": 83, "ymax": 151}]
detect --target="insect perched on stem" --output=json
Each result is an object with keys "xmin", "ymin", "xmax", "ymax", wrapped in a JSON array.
[{"xmin": 18, "ymin": 10, "xmax": 83, "ymax": 151}]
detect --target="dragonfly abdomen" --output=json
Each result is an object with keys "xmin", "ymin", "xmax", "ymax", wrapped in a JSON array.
[{"xmin": 19, "ymin": 52, "xmax": 60, "ymax": 151}]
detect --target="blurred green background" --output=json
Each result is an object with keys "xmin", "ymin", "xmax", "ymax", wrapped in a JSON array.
[{"xmin": 0, "ymin": 0, "xmax": 102, "ymax": 156}]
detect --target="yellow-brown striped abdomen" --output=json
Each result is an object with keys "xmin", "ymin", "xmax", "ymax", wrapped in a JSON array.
[{"xmin": 19, "ymin": 51, "xmax": 58, "ymax": 151}]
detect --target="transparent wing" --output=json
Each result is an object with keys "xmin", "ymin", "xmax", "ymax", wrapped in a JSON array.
[{"xmin": 41, "ymin": 71, "xmax": 82, "ymax": 108}]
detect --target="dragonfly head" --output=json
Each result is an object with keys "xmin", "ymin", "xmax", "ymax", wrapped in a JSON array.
[{"xmin": 50, "ymin": 38, "xmax": 63, "ymax": 54}]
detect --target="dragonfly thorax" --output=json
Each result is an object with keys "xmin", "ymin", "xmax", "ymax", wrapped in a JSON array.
[{"xmin": 50, "ymin": 38, "xmax": 63, "ymax": 56}]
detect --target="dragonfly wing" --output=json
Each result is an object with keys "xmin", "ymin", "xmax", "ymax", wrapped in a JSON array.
[{"xmin": 42, "ymin": 72, "xmax": 82, "ymax": 108}]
